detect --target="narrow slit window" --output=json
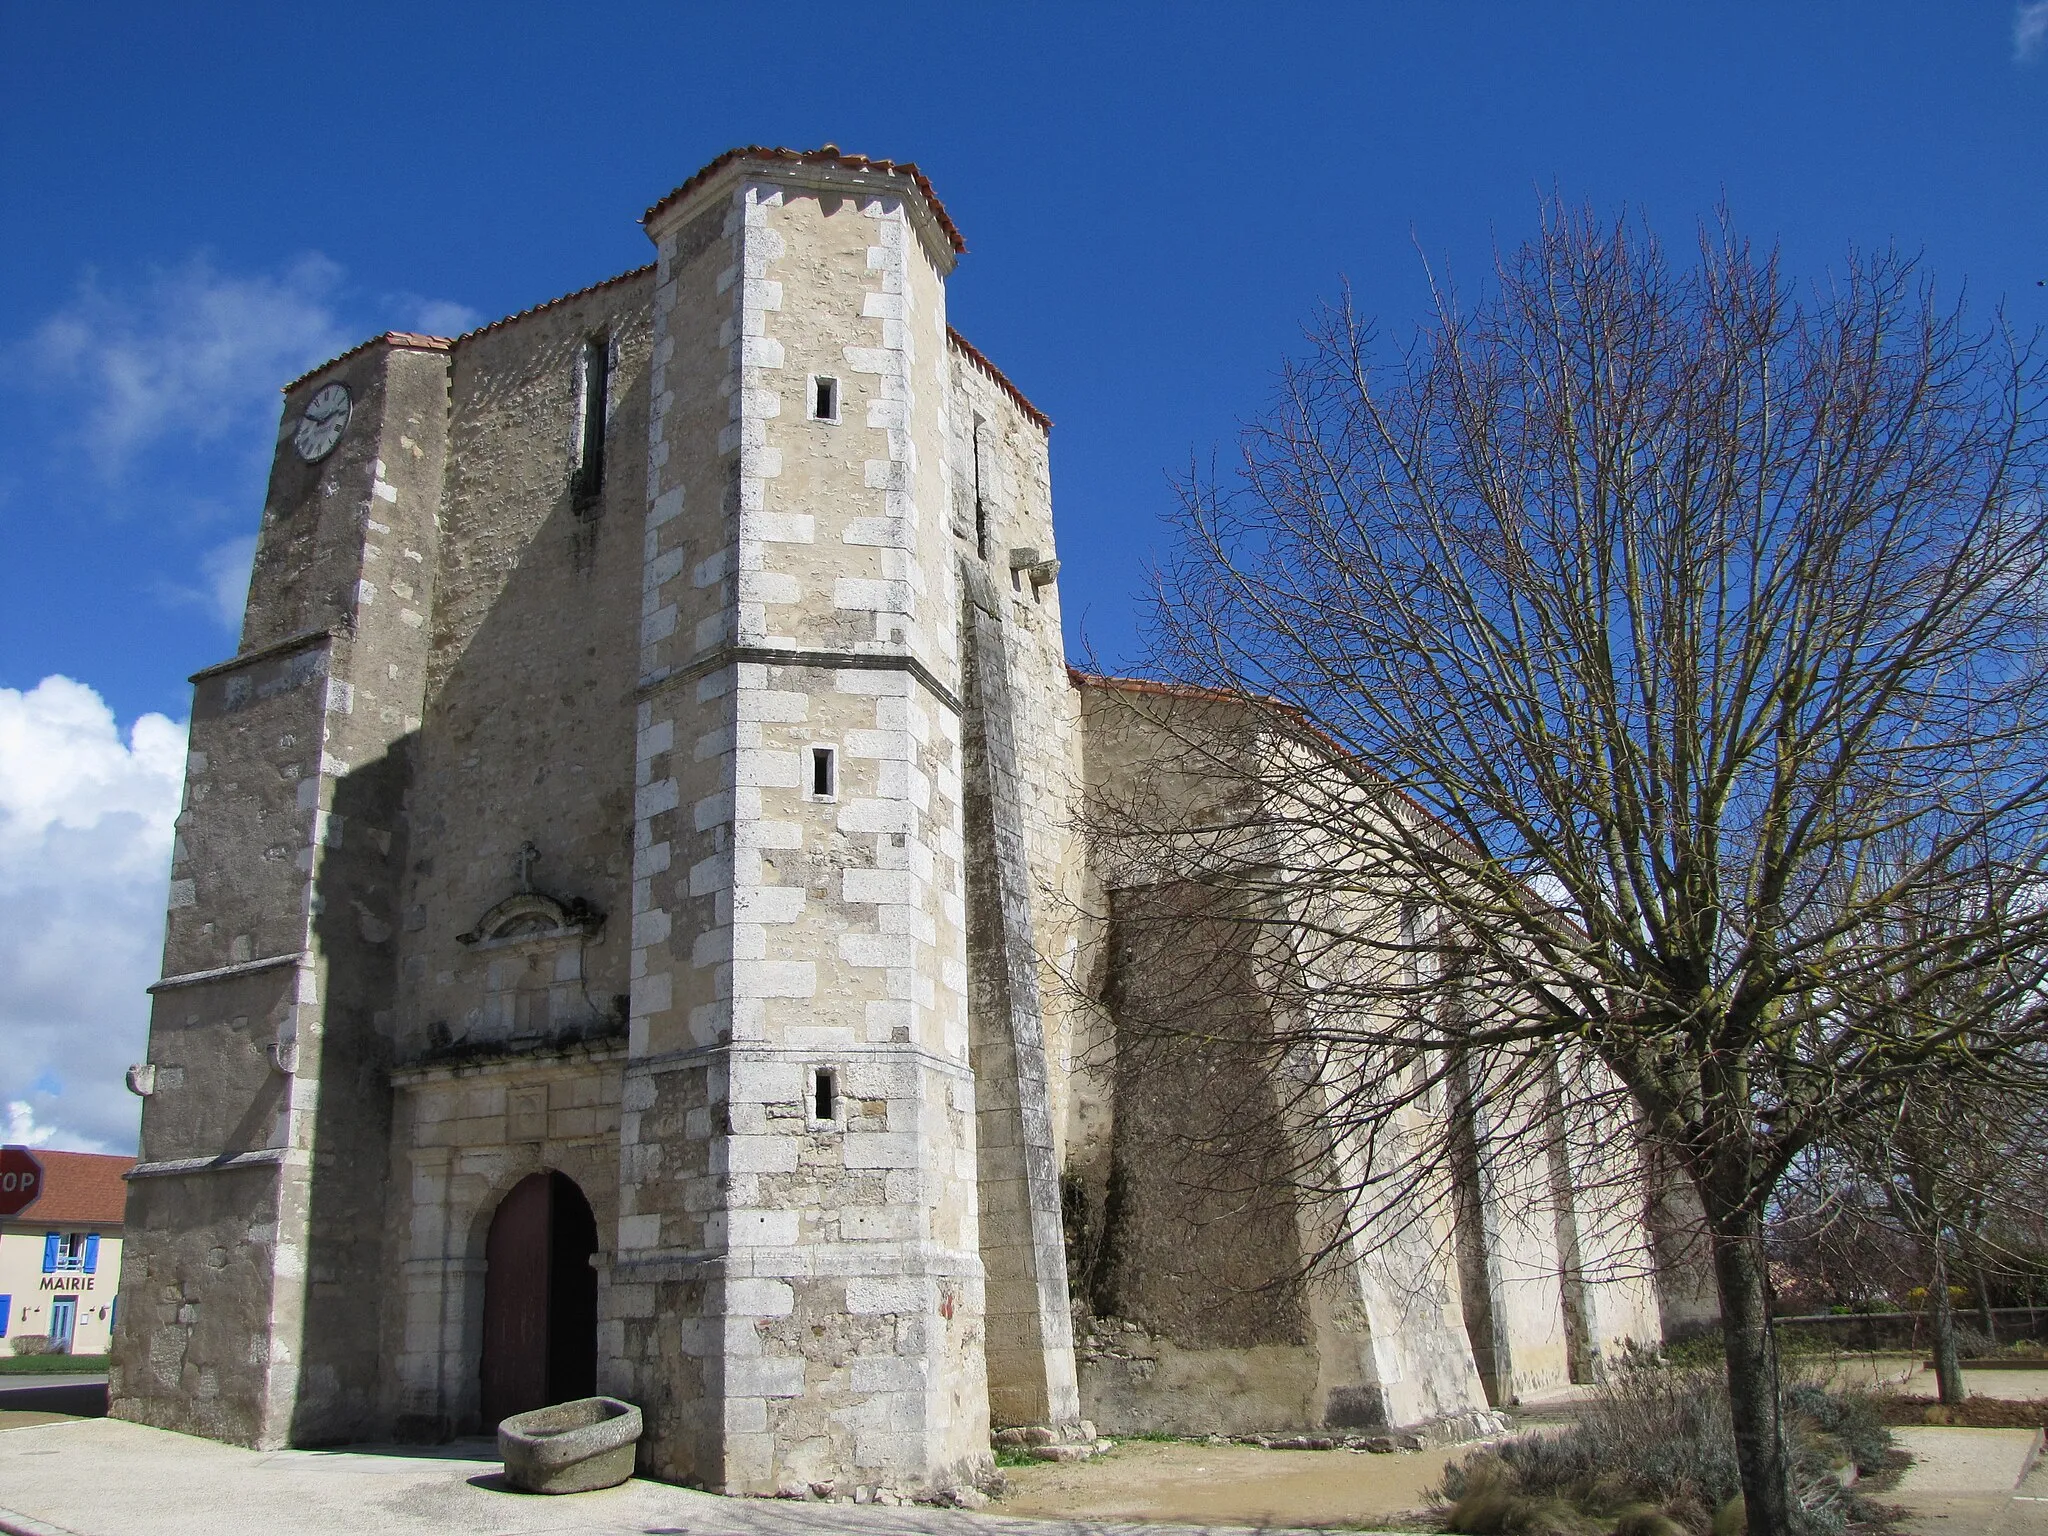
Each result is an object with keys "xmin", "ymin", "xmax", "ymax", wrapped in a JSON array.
[
  {"xmin": 812, "ymin": 1067, "xmax": 837, "ymax": 1122},
  {"xmin": 810, "ymin": 745, "xmax": 836, "ymax": 799},
  {"xmin": 811, "ymin": 375, "xmax": 840, "ymax": 422},
  {"xmin": 572, "ymin": 333, "xmax": 608, "ymax": 510},
  {"xmin": 972, "ymin": 414, "xmax": 989, "ymax": 559}
]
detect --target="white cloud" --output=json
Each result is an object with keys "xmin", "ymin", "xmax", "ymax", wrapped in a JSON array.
[
  {"xmin": 0, "ymin": 677, "xmax": 186, "ymax": 1153},
  {"xmin": 200, "ymin": 535, "xmax": 259, "ymax": 630},
  {"xmin": 406, "ymin": 297, "xmax": 485, "ymax": 338},
  {"xmin": 21, "ymin": 254, "xmax": 356, "ymax": 480},
  {"xmin": 156, "ymin": 534, "xmax": 258, "ymax": 632},
  {"xmin": 13, "ymin": 255, "xmax": 479, "ymax": 486},
  {"xmin": 2018, "ymin": 1, "xmax": 2048, "ymax": 61},
  {"xmin": 5, "ymin": 1101, "xmax": 57, "ymax": 1147}
]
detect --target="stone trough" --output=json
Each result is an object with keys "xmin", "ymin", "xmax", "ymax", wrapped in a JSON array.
[{"xmin": 497, "ymin": 1397, "xmax": 642, "ymax": 1494}]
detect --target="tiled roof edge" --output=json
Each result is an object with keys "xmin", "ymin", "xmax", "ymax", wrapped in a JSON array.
[
  {"xmin": 949, "ymin": 328, "xmax": 1051, "ymax": 433},
  {"xmin": 642, "ymin": 146, "xmax": 966, "ymax": 255},
  {"xmin": 280, "ymin": 332, "xmax": 452, "ymax": 396},
  {"xmin": 278, "ymin": 264, "xmax": 657, "ymax": 397},
  {"xmin": 447, "ymin": 263, "xmax": 657, "ymax": 347}
]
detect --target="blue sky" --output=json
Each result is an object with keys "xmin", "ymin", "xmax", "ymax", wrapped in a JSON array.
[{"xmin": 0, "ymin": 2, "xmax": 2044, "ymax": 1149}]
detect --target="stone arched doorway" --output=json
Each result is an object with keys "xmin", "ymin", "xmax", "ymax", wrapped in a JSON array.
[{"xmin": 479, "ymin": 1170, "xmax": 599, "ymax": 1425}]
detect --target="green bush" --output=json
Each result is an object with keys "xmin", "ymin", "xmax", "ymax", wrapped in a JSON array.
[{"xmin": 1436, "ymin": 1361, "xmax": 1894, "ymax": 1536}]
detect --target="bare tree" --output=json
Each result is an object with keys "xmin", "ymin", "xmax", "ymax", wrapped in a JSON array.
[
  {"xmin": 1786, "ymin": 1069, "xmax": 2048, "ymax": 1404},
  {"xmin": 1095, "ymin": 206, "xmax": 2048, "ymax": 1533}
]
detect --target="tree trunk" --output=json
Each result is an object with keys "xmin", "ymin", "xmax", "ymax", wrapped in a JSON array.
[
  {"xmin": 1962, "ymin": 1222, "xmax": 1997, "ymax": 1339},
  {"xmin": 1705, "ymin": 1195, "xmax": 1799, "ymax": 1536},
  {"xmin": 1927, "ymin": 1238, "xmax": 1966, "ymax": 1405}
]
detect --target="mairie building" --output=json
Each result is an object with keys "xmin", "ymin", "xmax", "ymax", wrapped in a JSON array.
[
  {"xmin": 2, "ymin": 1149, "xmax": 133, "ymax": 1357},
  {"xmin": 110, "ymin": 145, "xmax": 1679, "ymax": 1500}
]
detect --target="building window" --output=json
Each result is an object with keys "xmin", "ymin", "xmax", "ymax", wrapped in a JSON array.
[
  {"xmin": 0, "ymin": 1295, "xmax": 9, "ymax": 1337},
  {"xmin": 571, "ymin": 333, "xmax": 609, "ymax": 512},
  {"xmin": 972, "ymin": 413, "xmax": 989, "ymax": 559},
  {"xmin": 43, "ymin": 1232, "xmax": 94, "ymax": 1273},
  {"xmin": 811, "ymin": 1067, "xmax": 839, "ymax": 1124},
  {"xmin": 809, "ymin": 375, "xmax": 840, "ymax": 423},
  {"xmin": 809, "ymin": 745, "xmax": 836, "ymax": 801}
]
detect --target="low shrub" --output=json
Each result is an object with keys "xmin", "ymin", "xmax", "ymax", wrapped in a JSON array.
[
  {"xmin": 8, "ymin": 1335, "xmax": 55, "ymax": 1358},
  {"xmin": 1436, "ymin": 1361, "xmax": 1895, "ymax": 1536}
]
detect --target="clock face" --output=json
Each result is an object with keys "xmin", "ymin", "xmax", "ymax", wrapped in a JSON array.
[{"xmin": 293, "ymin": 382, "xmax": 351, "ymax": 462}]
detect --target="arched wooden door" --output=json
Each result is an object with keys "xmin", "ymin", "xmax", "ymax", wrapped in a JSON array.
[{"xmin": 479, "ymin": 1170, "xmax": 598, "ymax": 1425}]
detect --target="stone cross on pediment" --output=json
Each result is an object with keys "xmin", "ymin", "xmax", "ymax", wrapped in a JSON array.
[{"xmin": 513, "ymin": 841, "xmax": 541, "ymax": 895}]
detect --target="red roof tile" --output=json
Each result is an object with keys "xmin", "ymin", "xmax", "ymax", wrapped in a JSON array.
[
  {"xmin": 279, "ymin": 266, "xmax": 659, "ymax": 399},
  {"xmin": 949, "ymin": 328, "xmax": 1051, "ymax": 433},
  {"xmin": 4, "ymin": 1149, "xmax": 133, "ymax": 1225},
  {"xmin": 280, "ymin": 331, "xmax": 453, "ymax": 396},
  {"xmin": 446, "ymin": 264, "xmax": 655, "ymax": 348},
  {"xmin": 643, "ymin": 145, "xmax": 966, "ymax": 255}
]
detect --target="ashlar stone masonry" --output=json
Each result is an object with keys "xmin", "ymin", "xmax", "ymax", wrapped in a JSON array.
[{"xmin": 111, "ymin": 145, "xmax": 1683, "ymax": 1500}]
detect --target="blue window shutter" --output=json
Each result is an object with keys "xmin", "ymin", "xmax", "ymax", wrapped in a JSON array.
[
  {"xmin": 42, "ymin": 1234, "xmax": 59, "ymax": 1273},
  {"xmin": 0, "ymin": 1295, "xmax": 9, "ymax": 1336},
  {"xmin": 84, "ymin": 1233, "xmax": 99, "ymax": 1274}
]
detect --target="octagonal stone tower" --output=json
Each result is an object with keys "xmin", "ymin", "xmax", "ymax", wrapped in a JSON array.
[{"xmin": 616, "ymin": 152, "xmax": 1026, "ymax": 1492}]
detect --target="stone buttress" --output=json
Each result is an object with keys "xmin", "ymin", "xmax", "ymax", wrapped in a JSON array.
[{"xmin": 111, "ymin": 338, "xmax": 449, "ymax": 1447}]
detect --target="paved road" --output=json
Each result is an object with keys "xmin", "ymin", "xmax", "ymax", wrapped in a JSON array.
[
  {"xmin": 5, "ymin": 1409, "xmax": 2044, "ymax": 1536},
  {"xmin": 0, "ymin": 1418, "xmax": 1394, "ymax": 1536},
  {"xmin": 1891, "ymin": 1425, "xmax": 2046, "ymax": 1535}
]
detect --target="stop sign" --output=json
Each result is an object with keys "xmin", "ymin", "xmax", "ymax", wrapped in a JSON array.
[{"xmin": 0, "ymin": 1146, "xmax": 45, "ymax": 1217}]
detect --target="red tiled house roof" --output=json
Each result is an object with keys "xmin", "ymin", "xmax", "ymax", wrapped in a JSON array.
[{"xmin": 5, "ymin": 1150, "xmax": 134, "ymax": 1225}]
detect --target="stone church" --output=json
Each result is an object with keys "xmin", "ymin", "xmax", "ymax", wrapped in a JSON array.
[{"xmin": 110, "ymin": 145, "xmax": 1679, "ymax": 1500}]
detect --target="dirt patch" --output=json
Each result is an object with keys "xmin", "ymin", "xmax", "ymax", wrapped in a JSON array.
[
  {"xmin": 1876, "ymin": 1395, "xmax": 2048, "ymax": 1429},
  {"xmin": 995, "ymin": 1437, "xmax": 1458, "ymax": 1529}
]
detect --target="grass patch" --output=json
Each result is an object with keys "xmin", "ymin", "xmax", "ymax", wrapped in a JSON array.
[
  {"xmin": 0, "ymin": 1353, "xmax": 108, "ymax": 1375},
  {"xmin": 1661, "ymin": 1330, "xmax": 1845, "ymax": 1370},
  {"xmin": 993, "ymin": 1444, "xmax": 1042, "ymax": 1469},
  {"xmin": 1436, "ymin": 1362, "xmax": 1898, "ymax": 1536}
]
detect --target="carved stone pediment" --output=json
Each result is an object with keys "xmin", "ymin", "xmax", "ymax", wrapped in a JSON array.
[
  {"xmin": 456, "ymin": 891, "xmax": 605, "ymax": 951},
  {"xmin": 456, "ymin": 841, "xmax": 605, "ymax": 950}
]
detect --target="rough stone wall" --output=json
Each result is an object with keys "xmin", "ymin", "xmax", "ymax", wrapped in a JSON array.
[
  {"xmin": 1448, "ymin": 1056, "xmax": 1573, "ymax": 1404},
  {"xmin": 1071, "ymin": 684, "xmax": 1499, "ymax": 1434},
  {"xmin": 1550, "ymin": 1053, "xmax": 1666, "ymax": 1369},
  {"xmin": 1072, "ymin": 881, "xmax": 1321, "ymax": 1434},
  {"xmin": 115, "ymin": 340, "xmax": 451, "ymax": 1448},
  {"xmin": 336, "ymin": 275, "xmax": 655, "ymax": 1438},
  {"xmin": 1090, "ymin": 883, "xmax": 1311, "ymax": 1349},
  {"xmin": 1644, "ymin": 1144, "xmax": 1723, "ymax": 1341},
  {"xmin": 625, "ymin": 163, "xmax": 988, "ymax": 1497},
  {"xmin": 396, "ymin": 274, "xmax": 652, "ymax": 1066},
  {"xmin": 959, "ymin": 566, "xmax": 1081, "ymax": 1430},
  {"xmin": 944, "ymin": 351, "xmax": 1091, "ymax": 1176}
]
